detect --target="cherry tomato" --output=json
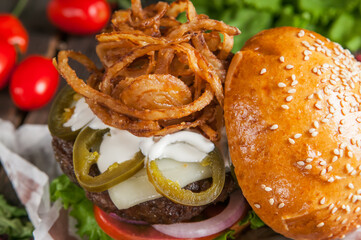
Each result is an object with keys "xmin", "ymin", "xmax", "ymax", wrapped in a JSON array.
[
  {"xmin": 0, "ymin": 40, "xmax": 16, "ymax": 90},
  {"xmin": 0, "ymin": 14, "xmax": 28, "ymax": 53},
  {"xmin": 10, "ymin": 56, "xmax": 59, "ymax": 111},
  {"xmin": 47, "ymin": 0, "xmax": 111, "ymax": 35},
  {"xmin": 94, "ymin": 206, "xmax": 223, "ymax": 240}
]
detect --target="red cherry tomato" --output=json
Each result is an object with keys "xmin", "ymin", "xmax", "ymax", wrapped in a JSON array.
[
  {"xmin": 94, "ymin": 206, "xmax": 223, "ymax": 240},
  {"xmin": 10, "ymin": 56, "xmax": 59, "ymax": 110},
  {"xmin": 0, "ymin": 40, "xmax": 16, "ymax": 89},
  {"xmin": 0, "ymin": 14, "xmax": 28, "ymax": 53},
  {"xmin": 47, "ymin": 0, "xmax": 111, "ymax": 35}
]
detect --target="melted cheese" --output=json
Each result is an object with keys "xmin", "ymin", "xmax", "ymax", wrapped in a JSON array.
[{"xmin": 64, "ymin": 97, "xmax": 218, "ymax": 210}]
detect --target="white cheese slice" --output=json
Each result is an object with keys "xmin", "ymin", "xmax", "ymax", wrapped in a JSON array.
[{"xmin": 107, "ymin": 158, "xmax": 212, "ymax": 209}]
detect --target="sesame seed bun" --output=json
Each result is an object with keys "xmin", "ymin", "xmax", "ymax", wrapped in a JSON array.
[{"xmin": 224, "ymin": 26, "xmax": 361, "ymax": 240}]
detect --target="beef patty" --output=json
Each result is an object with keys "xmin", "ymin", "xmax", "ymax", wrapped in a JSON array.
[{"xmin": 52, "ymin": 136, "xmax": 236, "ymax": 224}]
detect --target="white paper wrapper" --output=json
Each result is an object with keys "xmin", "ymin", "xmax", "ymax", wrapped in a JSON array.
[
  {"xmin": 0, "ymin": 117, "xmax": 360, "ymax": 240},
  {"xmin": 0, "ymin": 119, "xmax": 77, "ymax": 240}
]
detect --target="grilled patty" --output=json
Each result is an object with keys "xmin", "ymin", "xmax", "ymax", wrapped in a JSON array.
[{"xmin": 52, "ymin": 136, "xmax": 236, "ymax": 224}]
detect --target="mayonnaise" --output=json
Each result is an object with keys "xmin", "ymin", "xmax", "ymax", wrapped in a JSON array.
[
  {"xmin": 63, "ymin": 97, "xmax": 221, "ymax": 209},
  {"xmin": 63, "ymin": 97, "xmax": 108, "ymax": 131}
]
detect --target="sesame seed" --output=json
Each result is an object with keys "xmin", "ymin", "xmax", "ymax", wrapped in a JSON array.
[
  {"xmin": 332, "ymin": 207, "xmax": 338, "ymax": 214},
  {"xmin": 320, "ymin": 197, "xmax": 326, "ymax": 205},
  {"xmin": 336, "ymin": 216, "xmax": 342, "ymax": 221},
  {"xmin": 348, "ymin": 151, "xmax": 353, "ymax": 158},
  {"xmin": 291, "ymin": 74, "xmax": 296, "ymax": 81},
  {"xmin": 332, "ymin": 156, "xmax": 338, "ymax": 162},
  {"xmin": 317, "ymin": 222, "xmax": 324, "ymax": 228},
  {"xmin": 342, "ymin": 219, "xmax": 347, "ymax": 225},
  {"xmin": 357, "ymin": 189, "xmax": 361, "ymax": 195},
  {"xmin": 346, "ymin": 164, "xmax": 354, "ymax": 173},
  {"xmin": 294, "ymin": 134, "xmax": 302, "ymax": 139},
  {"xmin": 297, "ymin": 161, "xmax": 305, "ymax": 166},
  {"xmin": 308, "ymin": 94, "xmax": 314, "ymax": 100},
  {"xmin": 305, "ymin": 164, "xmax": 312, "ymax": 170},
  {"xmin": 304, "ymin": 56, "xmax": 309, "ymax": 61},
  {"xmin": 313, "ymin": 121, "xmax": 319, "ymax": 128},
  {"xmin": 278, "ymin": 203, "xmax": 285, "ymax": 209},
  {"xmin": 265, "ymin": 187, "xmax": 272, "ymax": 192},
  {"xmin": 302, "ymin": 41, "xmax": 310, "ymax": 47},
  {"xmin": 270, "ymin": 124, "xmax": 279, "ymax": 130},
  {"xmin": 298, "ymin": 30, "xmax": 305, "ymax": 37},
  {"xmin": 327, "ymin": 166, "xmax": 333, "ymax": 172},
  {"xmin": 328, "ymin": 177, "xmax": 335, "ymax": 183},
  {"xmin": 319, "ymin": 160, "xmax": 326, "ymax": 166},
  {"xmin": 291, "ymin": 80, "xmax": 298, "ymax": 86},
  {"xmin": 312, "ymin": 67, "xmax": 318, "ymax": 73},
  {"xmin": 269, "ymin": 198, "xmax": 274, "ymax": 205},
  {"xmin": 312, "ymin": 131, "xmax": 319, "ymax": 137},
  {"xmin": 315, "ymin": 101, "xmax": 322, "ymax": 109},
  {"xmin": 281, "ymin": 105, "xmax": 289, "ymax": 110},
  {"xmin": 356, "ymin": 207, "xmax": 361, "ymax": 213},
  {"xmin": 309, "ymin": 128, "xmax": 316, "ymax": 133},
  {"xmin": 321, "ymin": 118, "xmax": 329, "ymax": 123},
  {"xmin": 329, "ymin": 203, "xmax": 335, "ymax": 210},
  {"xmin": 278, "ymin": 82, "xmax": 286, "ymax": 88},
  {"xmin": 254, "ymin": 204, "xmax": 261, "ymax": 209},
  {"xmin": 286, "ymin": 96, "xmax": 293, "ymax": 102},
  {"xmin": 352, "ymin": 195, "xmax": 358, "ymax": 203},
  {"xmin": 304, "ymin": 50, "xmax": 312, "ymax": 55},
  {"xmin": 288, "ymin": 89, "xmax": 296, "ymax": 94},
  {"xmin": 306, "ymin": 158, "xmax": 313, "ymax": 163},
  {"xmin": 289, "ymin": 138, "xmax": 295, "ymax": 144},
  {"xmin": 348, "ymin": 183, "xmax": 354, "ymax": 189},
  {"xmin": 320, "ymin": 169, "xmax": 326, "ymax": 175},
  {"xmin": 286, "ymin": 65, "xmax": 294, "ymax": 70},
  {"xmin": 340, "ymin": 143, "xmax": 347, "ymax": 149},
  {"xmin": 309, "ymin": 33, "xmax": 315, "ymax": 38},
  {"xmin": 351, "ymin": 170, "xmax": 357, "ymax": 176},
  {"xmin": 334, "ymin": 149, "xmax": 340, "ymax": 155}
]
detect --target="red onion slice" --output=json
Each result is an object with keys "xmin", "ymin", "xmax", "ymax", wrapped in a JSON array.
[{"xmin": 152, "ymin": 190, "xmax": 246, "ymax": 238}]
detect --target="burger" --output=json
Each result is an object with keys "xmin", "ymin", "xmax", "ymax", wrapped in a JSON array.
[
  {"xmin": 49, "ymin": 0, "xmax": 249, "ymax": 239},
  {"xmin": 49, "ymin": 0, "xmax": 361, "ymax": 239}
]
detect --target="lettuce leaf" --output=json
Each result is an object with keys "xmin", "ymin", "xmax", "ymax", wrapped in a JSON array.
[
  {"xmin": 50, "ymin": 175, "xmax": 111, "ymax": 240},
  {"xmin": 0, "ymin": 194, "xmax": 34, "ymax": 239},
  {"xmin": 239, "ymin": 210, "xmax": 265, "ymax": 230}
]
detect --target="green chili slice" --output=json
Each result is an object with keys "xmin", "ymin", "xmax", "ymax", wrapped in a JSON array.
[
  {"xmin": 147, "ymin": 149, "xmax": 225, "ymax": 206},
  {"xmin": 48, "ymin": 85, "xmax": 81, "ymax": 141},
  {"xmin": 73, "ymin": 127, "xmax": 145, "ymax": 192}
]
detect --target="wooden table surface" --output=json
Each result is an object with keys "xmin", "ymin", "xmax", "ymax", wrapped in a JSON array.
[{"xmin": 0, "ymin": 0, "xmax": 104, "ymax": 206}]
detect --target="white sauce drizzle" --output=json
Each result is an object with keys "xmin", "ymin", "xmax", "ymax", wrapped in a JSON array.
[{"xmin": 63, "ymin": 97, "xmax": 221, "ymax": 209}]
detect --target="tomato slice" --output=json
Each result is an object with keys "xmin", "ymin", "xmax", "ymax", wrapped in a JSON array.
[{"xmin": 93, "ymin": 206, "xmax": 224, "ymax": 240}]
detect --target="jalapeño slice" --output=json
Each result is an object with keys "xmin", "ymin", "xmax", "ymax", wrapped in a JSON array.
[
  {"xmin": 73, "ymin": 127, "xmax": 144, "ymax": 192},
  {"xmin": 147, "ymin": 149, "xmax": 225, "ymax": 206},
  {"xmin": 48, "ymin": 85, "xmax": 81, "ymax": 141}
]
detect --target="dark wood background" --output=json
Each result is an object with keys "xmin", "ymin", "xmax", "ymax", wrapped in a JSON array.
[{"xmin": 0, "ymin": 0, "xmax": 158, "ymax": 207}]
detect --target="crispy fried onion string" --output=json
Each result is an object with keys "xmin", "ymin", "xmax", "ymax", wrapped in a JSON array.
[{"xmin": 56, "ymin": 0, "xmax": 240, "ymax": 141}]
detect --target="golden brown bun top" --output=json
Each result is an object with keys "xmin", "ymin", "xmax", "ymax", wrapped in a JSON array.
[{"xmin": 224, "ymin": 26, "xmax": 361, "ymax": 240}]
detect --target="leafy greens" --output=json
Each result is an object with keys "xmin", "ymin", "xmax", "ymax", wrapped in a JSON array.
[
  {"xmin": 50, "ymin": 175, "xmax": 111, "ymax": 240},
  {"xmin": 0, "ymin": 194, "xmax": 34, "ymax": 239}
]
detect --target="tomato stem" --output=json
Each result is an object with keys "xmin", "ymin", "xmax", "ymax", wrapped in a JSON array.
[{"xmin": 12, "ymin": 0, "xmax": 29, "ymax": 18}]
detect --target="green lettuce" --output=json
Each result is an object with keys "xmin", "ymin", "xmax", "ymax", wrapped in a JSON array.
[
  {"xmin": 110, "ymin": 0, "xmax": 361, "ymax": 52},
  {"xmin": 239, "ymin": 210, "xmax": 265, "ymax": 230},
  {"xmin": 50, "ymin": 175, "xmax": 111, "ymax": 240},
  {"xmin": 0, "ymin": 194, "xmax": 34, "ymax": 239}
]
